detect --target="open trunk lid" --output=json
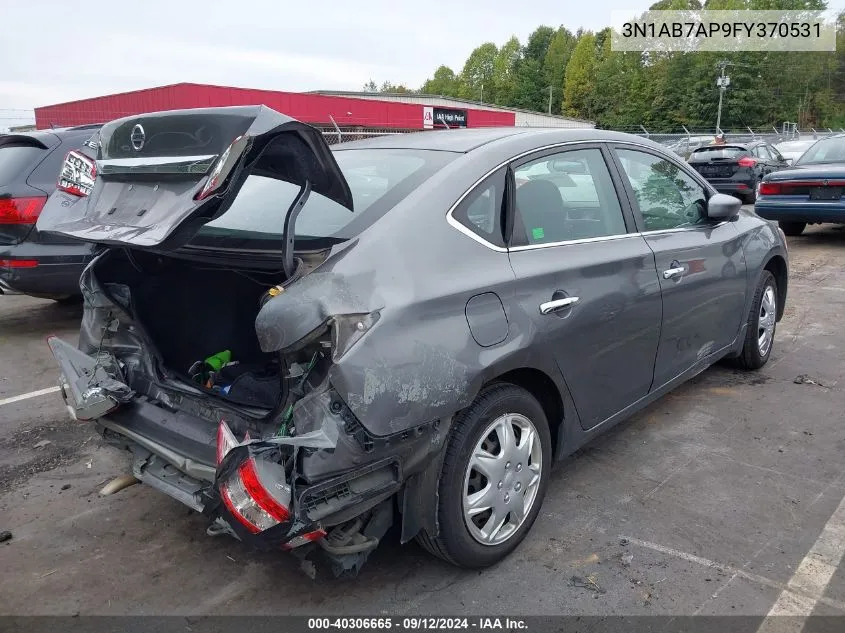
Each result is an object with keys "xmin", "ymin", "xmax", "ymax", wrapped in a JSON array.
[{"xmin": 36, "ymin": 106, "xmax": 353, "ymax": 252}]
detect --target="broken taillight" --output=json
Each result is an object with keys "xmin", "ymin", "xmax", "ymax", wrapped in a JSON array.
[
  {"xmin": 57, "ymin": 150, "xmax": 97, "ymax": 197},
  {"xmin": 217, "ymin": 421, "xmax": 292, "ymax": 534},
  {"xmin": 196, "ymin": 135, "xmax": 247, "ymax": 201}
]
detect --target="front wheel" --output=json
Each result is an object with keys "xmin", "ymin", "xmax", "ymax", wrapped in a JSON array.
[
  {"xmin": 778, "ymin": 221, "xmax": 806, "ymax": 236},
  {"xmin": 416, "ymin": 383, "xmax": 552, "ymax": 568},
  {"xmin": 736, "ymin": 270, "xmax": 778, "ymax": 370}
]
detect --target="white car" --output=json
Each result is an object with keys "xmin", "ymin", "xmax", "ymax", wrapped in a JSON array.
[{"xmin": 775, "ymin": 139, "xmax": 818, "ymax": 166}]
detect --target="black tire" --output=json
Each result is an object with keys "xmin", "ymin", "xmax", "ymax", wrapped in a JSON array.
[
  {"xmin": 742, "ymin": 190, "xmax": 756, "ymax": 205},
  {"xmin": 736, "ymin": 270, "xmax": 778, "ymax": 370},
  {"xmin": 779, "ymin": 221, "xmax": 806, "ymax": 236},
  {"xmin": 416, "ymin": 383, "xmax": 552, "ymax": 568}
]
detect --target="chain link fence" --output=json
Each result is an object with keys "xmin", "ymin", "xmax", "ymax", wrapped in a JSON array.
[
  {"xmin": 314, "ymin": 126, "xmax": 415, "ymax": 145},
  {"xmin": 606, "ymin": 125, "xmax": 845, "ymax": 150}
]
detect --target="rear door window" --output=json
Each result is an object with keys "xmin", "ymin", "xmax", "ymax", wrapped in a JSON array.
[
  {"xmin": 755, "ymin": 146, "xmax": 773, "ymax": 160},
  {"xmin": 511, "ymin": 148, "xmax": 627, "ymax": 245}
]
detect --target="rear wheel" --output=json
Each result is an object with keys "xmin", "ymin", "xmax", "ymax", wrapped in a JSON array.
[
  {"xmin": 736, "ymin": 270, "xmax": 777, "ymax": 370},
  {"xmin": 778, "ymin": 221, "xmax": 806, "ymax": 236},
  {"xmin": 416, "ymin": 383, "xmax": 552, "ymax": 568},
  {"xmin": 742, "ymin": 190, "xmax": 756, "ymax": 204}
]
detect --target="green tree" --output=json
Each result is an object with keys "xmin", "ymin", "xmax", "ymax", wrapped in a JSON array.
[
  {"xmin": 563, "ymin": 33, "xmax": 599, "ymax": 118},
  {"xmin": 524, "ymin": 26, "xmax": 556, "ymax": 64},
  {"xmin": 421, "ymin": 65, "xmax": 458, "ymax": 95},
  {"xmin": 459, "ymin": 42, "xmax": 498, "ymax": 102},
  {"xmin": 544, "ymin": 27, "xmax": 577, "ymax": 113},
  {"xmin": 379, "ymin": 81, "xmax": 412, "ymax": 93},
  {"xmin": 493, "ymin": 36, "xmax": 522, "ymax": 106},
  {"xmin": 511, "ymin": 58, "xmax": 546, "ymax": 110}
]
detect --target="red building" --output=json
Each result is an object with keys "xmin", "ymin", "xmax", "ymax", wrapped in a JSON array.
[{"xmin": 34, "ymin": 83, "xmax": 518, "ymax": 131}]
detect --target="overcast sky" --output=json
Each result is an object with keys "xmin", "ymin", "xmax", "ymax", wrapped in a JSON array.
[
  {"xmin": 1, "ymin": 0, "xmax": 658, "ymax": 129},
  {"xmin": 3, "ymin": 0, "xmax": 843, "ymax": 130}
]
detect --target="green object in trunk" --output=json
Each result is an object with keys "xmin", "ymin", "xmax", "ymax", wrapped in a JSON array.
[{"xmin": 204, "ymin": 350, "xmax": 232, "ymax": 372}]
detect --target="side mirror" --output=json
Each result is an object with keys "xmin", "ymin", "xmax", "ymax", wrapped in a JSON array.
[{"xmin": 707, "ymin": 193, "xmax": 742, "ymax": 220}]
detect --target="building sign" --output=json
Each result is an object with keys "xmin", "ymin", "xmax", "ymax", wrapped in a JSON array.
[
  {"xmin": 423, "ymin": 106, "xmax": 434, "ymax": 129},
  {"xmin": 423, "ymin": 106, "xmax": 468, "ymax": 129}
]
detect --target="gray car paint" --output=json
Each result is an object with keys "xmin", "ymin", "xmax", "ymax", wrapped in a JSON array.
[
  {"xmin": 255, "ymin": 128, "xmax": 787, "ymax": 444},
  {"xmin": 43, "ymin": 119, "xmax": 788, "ymax": 544}
]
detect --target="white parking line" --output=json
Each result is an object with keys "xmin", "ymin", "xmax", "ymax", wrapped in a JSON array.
[
  {"xmin": 621, "ymin": 536, "xmax": 845, "ymax": 613},
  {"xmin": 0, "ymin": 386, "xmax": 61, "ymax": 407},
  {"xmin": 756, "ymin": 493, "xmax": 845, "ymax": 633}
]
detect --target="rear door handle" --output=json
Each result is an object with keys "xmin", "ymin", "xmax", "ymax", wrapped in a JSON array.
[
  {"xmin": 539, "ymin": 297, "xmax": 580, "ymax": 314},
  {"xmin": 663, "ymin": 266, "xmax": 685, "ymax": 280}
]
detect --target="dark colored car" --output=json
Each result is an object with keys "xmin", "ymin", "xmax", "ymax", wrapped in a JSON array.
[
  {"xmin": 755, "ymin": 134, "xmax": 845, "ymax": 236},
  {"xmin": 39, "ymin": 107, "xmax": 788, "ymax": 575},
  {"xmin": 0, "ymin": 125, "xmax": 101, "ymax": 300},
  {"xmin": 688, "ymin": 141, "xmax": 789, "ymax": 204}
]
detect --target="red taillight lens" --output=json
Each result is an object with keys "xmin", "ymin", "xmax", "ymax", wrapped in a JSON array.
[
  {"xmin": 0, "ymin": 196, "xmax": 47, "ymax": 225},
  {"xmin": 759, "ymin": 182, "xmax": 782, "ymax": 195},
  {"xmin": 57, "ymin": 150, "xmax": 97, "ymax": 197},
  {"xmin": 738, "ymin": 157, "xmax": 757, "ymax": 167},
  {"xmin": 0, "ymin": 258, "xmax": 38, "ymax": 268},
  {"xmin": 282, "ymin": 528, "xmax": 327, "ymax": 550},
  {"xmin": 217, "ymin": 421, "xmax": 291, "ymax": 535}
]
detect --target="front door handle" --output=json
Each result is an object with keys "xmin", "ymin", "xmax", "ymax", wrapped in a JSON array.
[
  {"xmin": 539, "ymin": 296, "xmax": 580, "ymax": 314},
  {"xmin": 663, "ymin": 266, "xmax": 685, "ymax": 280}
]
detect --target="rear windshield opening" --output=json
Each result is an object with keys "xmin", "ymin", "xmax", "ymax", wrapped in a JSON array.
[
  {"xmin": 195, "ymin": 148, "xmax": 455, "ymax": 249},
  {"xmin": 0, "ymin": 146, "xmax": 46, "ymax": 186},
  {"xmin": 690, "ymin": 147, "xmax": 749, "ymax": 160}
]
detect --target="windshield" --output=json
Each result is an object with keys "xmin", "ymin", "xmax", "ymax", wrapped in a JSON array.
[
  {"xmin": 195, "ymin": 148, "xmax": 455, "ymax": 248},
  {"xmin": 689, "ymin": 147, "xmax": 748, "ymax": 160},
  {"xmin": 795, "ymin": 137, "xmax": 845, "ymax": 165}
]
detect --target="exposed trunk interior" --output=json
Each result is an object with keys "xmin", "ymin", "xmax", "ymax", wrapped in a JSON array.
[{"xmin": 95, "ymin": 249, "xmax": 289, "ymax": 408}]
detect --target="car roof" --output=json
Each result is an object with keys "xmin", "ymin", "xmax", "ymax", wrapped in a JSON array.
[{"xmin": 333, "ymin": 127, "xmax": 665, "ymax": 154}]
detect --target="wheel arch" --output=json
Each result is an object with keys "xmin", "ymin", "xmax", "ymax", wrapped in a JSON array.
[
  {"xmin": 763, "ymin": 253, "xmax": 788, "ymax": 321},
  {"xmin": 487, "ymin": 367, "xmax": 564, "ymax": 459}
]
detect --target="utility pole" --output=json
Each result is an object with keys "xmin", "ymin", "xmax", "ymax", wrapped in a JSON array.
[
  {"xmin": 548, "ymin": 86, "xmax": 553, "ymax": 114},
  {"xmin": 480, "ymin": 84, "xmax": 484, "ymax": 103},
  {"xmin": 715, "ymin": 60, "xmax": 730, "ymax": 134}
]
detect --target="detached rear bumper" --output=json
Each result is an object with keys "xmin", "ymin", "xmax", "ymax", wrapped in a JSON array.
[{"xmin": 48, "ymin": 335, "xmax": 406, "ymax": 537}]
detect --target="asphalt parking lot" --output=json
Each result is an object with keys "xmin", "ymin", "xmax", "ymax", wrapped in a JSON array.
[{"xmin": 2, "ymin": 221, "xmax": 845, "ymax": 619}]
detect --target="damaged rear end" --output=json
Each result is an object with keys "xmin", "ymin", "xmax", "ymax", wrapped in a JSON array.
[{"xmin": 37, "ymin": 106, "xmax": 436, "ymax": 575}]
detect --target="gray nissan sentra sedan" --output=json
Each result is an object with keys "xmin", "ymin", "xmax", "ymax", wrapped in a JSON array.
[{"xmin": 37, "ymin": 106, "xmax": 788, "ymax": 576}]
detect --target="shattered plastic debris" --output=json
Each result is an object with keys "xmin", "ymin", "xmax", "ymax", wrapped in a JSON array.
[
  {"xmin": 794, "ymin": 374, "xmax": 831, "ymax": 388},
  {"xmin": 569, "ymin": 574, "xmax": 606, "ymax": 594},
  {"xmin": 620, "ymin": 552, "xmax": 633, "ymax": 567}
]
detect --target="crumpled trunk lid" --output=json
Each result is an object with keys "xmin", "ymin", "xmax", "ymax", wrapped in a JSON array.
[{"xmin": 36, "ymin": 105, "xmax": 353, "ymax": 251}]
